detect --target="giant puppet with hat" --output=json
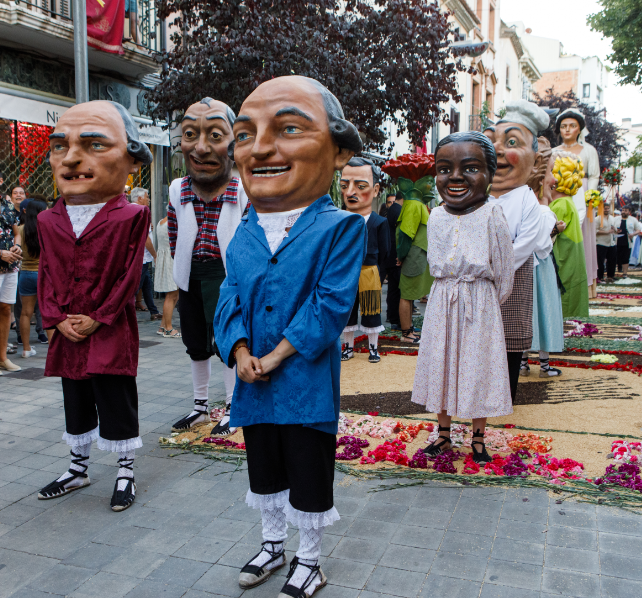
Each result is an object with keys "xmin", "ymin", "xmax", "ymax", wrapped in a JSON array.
[
  {"xmin": 483, "ymin": 99, "xmax": 551, "ymax": 403},
  {"xmin": 553, "ymin": 109, "xmax": 600, "ymax": 297}
]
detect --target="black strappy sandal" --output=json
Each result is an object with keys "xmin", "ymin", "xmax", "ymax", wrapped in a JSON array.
[
  {"xmin": 110, "ymin": 457, "xmax": 136, "ymax": 512},
  {"xmin": 278, "ymin": 556, "xmax": 328, "ymax": 598},
  {"xmin": 38, "ymin": 450, "xmax": 90, "ymax": 499},
  {"xmin": 422, "ymin": 425, "xmax": 451, "ymax": 456},
  {"xmin": 400, "ymin": 328, "xmax": 420, "ymax": 344},
  {"xmin": 171, "ymin": 398, "xmax": 211, "ymax": 432},
  {"xmin": 471, "ymin": 429, "xmax": 492, "ymax": 464},
  {"xmin": 341, "ymin": 344, "xmax": 354, "ymax": 361},
  {"xmin": 239, "ymin": 541, "xmax": 287, "ymax": 588},
  {"xmin": 210, "ymin": 406, "xmax": 236, "ymax": 437}
]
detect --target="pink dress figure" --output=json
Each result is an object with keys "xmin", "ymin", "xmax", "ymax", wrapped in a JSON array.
[{"xmin": 412, "ymin": 202, "xmax": 514, "ymax": 418}]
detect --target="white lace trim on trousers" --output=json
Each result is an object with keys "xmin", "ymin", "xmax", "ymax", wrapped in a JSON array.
[
  {"xmin": 62, "ymin": 426, "xmax": 99, "ymax": 447},
  {"xmin": 97, "ymin": 436, "xmax": 143, "ymax": 453},
  {"xmin": 360, "ymin": 325, "xmax": 385, "ymax": 334},
  {"xmin": 246, "ymin": 489, "xmax": 340, "ymax": 529},
  {"xmin": 343, "ymin": 325, "xmax": 360, "ymax": 333}
]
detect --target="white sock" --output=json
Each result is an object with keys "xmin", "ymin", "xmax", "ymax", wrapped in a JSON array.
[
  {"xmin": 56, "ymin": 442, "xmax": 91, "ymax": 485},
  {"xmin": 220, "ymin": 365, "xmax": 236, "ymax": 427},
  {"xmin": 117, "ymin": 449, "xmax": 135, "ymax": 493},
  {"xmin": 248, "ymin": 505, "xmax": 288, "ymax": 570},
  {"xmin": 189, "ymin": 359, "xmax": 211, "ymax": 418},
  {"xmin": 539, "ymin": 350, "xmax": 549, "ymax": 360},
  {"xmin": 343, "ymin": 331, "xmax": 355, "ymax": 349},
  {"xmin": 290, "ymin": 525, "xmax": 325, "ymax": 591},
  {"xmin": 368, "ymin": 333, "xmax": 379, "ymax": 350}
]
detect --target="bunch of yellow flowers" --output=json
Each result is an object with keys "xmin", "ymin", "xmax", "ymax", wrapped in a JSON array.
[
  {"xmin": 585, "ymin": 189, "xmax": 603, "ymax": 207},
  {"xmin": 553, "ymin": 155, "xmax": 584, "ymax": 196}
]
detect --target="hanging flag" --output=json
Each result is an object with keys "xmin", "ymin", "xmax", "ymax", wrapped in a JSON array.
[{"xmin": 87, "ymin": 0, "xmax": 126, "ymax": 55}]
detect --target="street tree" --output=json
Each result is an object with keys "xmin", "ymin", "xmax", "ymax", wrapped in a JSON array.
[{"xmin": 151, "ymin": 0, "xmax": 473, "ymax": 152}]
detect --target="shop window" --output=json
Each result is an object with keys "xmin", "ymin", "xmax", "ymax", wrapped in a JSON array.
[{"xmin": 634, "ymin": 166, "xmax": 642, "ymax": 184}]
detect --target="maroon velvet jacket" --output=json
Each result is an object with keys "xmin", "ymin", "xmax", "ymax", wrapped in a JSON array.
[{"xmin": 37, "ymin": 194, "xmax": 150, "ymax": 380}]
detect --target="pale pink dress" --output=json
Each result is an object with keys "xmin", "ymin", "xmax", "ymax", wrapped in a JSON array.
[{"xmin": 412, "ymin": 203, "xmax": 515, "ymax": 418}]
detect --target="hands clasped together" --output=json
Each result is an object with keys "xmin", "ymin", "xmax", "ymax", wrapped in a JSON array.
[
  {"xmin": 233, "ymin": 338, "xmax": 297, "ymax": 384},
  {"xmin": 56, "ymin": 315, "xmax": 102, "ymax": 343}
]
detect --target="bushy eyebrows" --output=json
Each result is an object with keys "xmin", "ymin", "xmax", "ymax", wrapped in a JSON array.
[
  {"xmin": 234, "ymin": 115, "xmax": 251, "ymax": 124},
  {"xmin": 79, "ymin": 132, "xmax": 109, "ymax": 139},
  {"xmin": 275, "ymin": 107, "xmax": 312, "ymax": 121},
  {"xmin": 49, "ymin": 133, "xmax": 66, "ymax": 139},
  {"xmin": 503, "ymin": 126, "xmax": 525, "ymax": 137},
  {"xmin": 181, "ymin": 115, "xmax": 197, "ymax": 123}
]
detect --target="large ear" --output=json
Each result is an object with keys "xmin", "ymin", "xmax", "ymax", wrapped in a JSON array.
[
  {"xmin": 373, "ymin": 182, "xmax": 380, "ymax": 197},
  {"xmin": 333, "ymin": 147, "xmax": 354, "ymax": 171}
]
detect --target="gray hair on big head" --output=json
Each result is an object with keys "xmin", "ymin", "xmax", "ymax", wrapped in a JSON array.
[
  {"xmin": 496, "ymin": 99, "xmax": 550, "ymax": 153},
  {"xmin": 108, "ymin": 101, "xmax": 154, "ymax": 166},
  {"xmin": 200, "ymin": 97, "xmax": 236, "ymax": 128},
  {"xmin": 130, "ymin": 187, "xmax": 148, "ymax": 202},
  {"xmin": 346, "ymin": 157, "xmax": 381, "ymax": 186}
]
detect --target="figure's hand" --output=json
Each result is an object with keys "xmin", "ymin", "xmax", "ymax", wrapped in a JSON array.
[
  {"xmin": 56, "ymin": 318, "xmax": 87, "ymax": 343},
  {"xmin": 0, "ymin": 249, "xmax": 20, "ymax": 264},
  {"xmin": 259, "ymin": 351, "xmax": 283, "ymax": 377},
  {"xmin": 68, "ymin": 314, "xmax": 101, "ymax": 336},
  {"xmin": 396, "ymin": 258, "xmax": 402, "ymax": 267},
  {"xmin": 556, "ymin": 220, "xmax": 567, "ymax": 233},
  {"xmin": 236, "ymin": 347, "xmax": 269, "ymax": 383},
  {"xmin": 9, "ymin": 245, "xmax": 22, "ymax": 255}
]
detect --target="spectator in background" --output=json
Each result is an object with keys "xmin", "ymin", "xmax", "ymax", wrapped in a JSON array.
[
  {"xmin": 614, "ymin": 205, "xmax": 642, "ymax": 278},
  {"xmin": 378, "ymin": 192, "xmax": 395, "ymax": 217},
  {"xmin": 386, "ymin": 191, "xmax": 403, "ymax": 330},
  {"xmin": 10, "ymin": 186, "xmax": 26, "ymax": 214},
  {"xmin": 595, "ymin": 202, "xmax": 617, "ymax": 282},
  {"xmin": 0, "ymin": 172, "xmax": 6, "ymax": 202},
  {"xmin": 17, "ymin": 199, "xmax": 48, "ymax": 357},
  {"xmin": 154, "ymin": 204, "xmax": 181, "ymax": 338},
  {"xmin": 0, "ymin": 192, "xmax": 22, "ymax": 372},
  {"xmin": 131, "ymin": 187, "xmax": 161, "ymax": 320}
]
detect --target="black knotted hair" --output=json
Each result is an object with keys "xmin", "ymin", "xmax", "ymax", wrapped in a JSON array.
[
  {"xmin": 435, "ymin": 131, "xmax": 497, "ymax": 178},
  {"xmin": 346, "ymin": 156, "xmax": 381, "ymax": 186}
]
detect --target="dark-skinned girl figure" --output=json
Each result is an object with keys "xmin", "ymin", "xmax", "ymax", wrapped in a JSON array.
[
  {"xmin": 340, "ymin": 157, "xmax": 390, "ymax": 364},
  {"xmin": 36, "ymin": 101, "xmax": 152, "ymax": 511},
  {"xmin": 411, "ymin": 131, "xmax": 514, "ymax": 465},
  {"xmin": 483, "ymin": 100, "xmax": 550, "ymax": 403},
  {"xmin": 214, "ymin": 76, "xmax": 366, "ymax": 598}
]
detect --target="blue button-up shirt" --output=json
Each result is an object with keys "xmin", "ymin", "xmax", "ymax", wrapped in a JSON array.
[{"xmin": 214, "ymin": 195, "xmax": 367, "ymax": 434}]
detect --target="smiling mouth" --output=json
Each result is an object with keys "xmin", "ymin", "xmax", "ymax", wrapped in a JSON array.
[
  {"xmin": 252, "ymin": 166, "xmax": 291, "ymax": 178},
  {"xmin": 191, "ymin": 156, "xmax": 219, "ymax": 168},
  {"xmin": 447, "ymin": 186, "xmax": 468, "ymax": 195},
  {"xmin": 63, "ymin": 173, "xmax": 93, "ymax": 181}
]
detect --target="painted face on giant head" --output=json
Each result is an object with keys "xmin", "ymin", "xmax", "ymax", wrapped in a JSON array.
[
  {"xmin": 435, "ymin": 141, "xmax": 492, "ymax": 212},
  {"xmin": 49, "ymin": 101, "xmax": 143, "ymax": 205},
  {"xmin": 340, "ymin": 163, "xmax": 380, "ymax": 216},
  {"xmin": 233, "ymin": 76, "xmax": 358, "ymax": 212},
  {"xmin": 181, "ymin": 99, "xmax": 234, "ymax": 189},
  {"xmin": 483, "ymin": 123, "xmax": 537, "ymax": 196},
  {"xmin": 559, "ymin": 118, "xmax": 581, "ymax": 144}
]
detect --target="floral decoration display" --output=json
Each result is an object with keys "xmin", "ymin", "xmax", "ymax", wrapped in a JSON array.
[
  {"xmin": 428, "ymin": 449, "xmax": 462, "ymax": 474},
  {"xmin": 336, "ymin": 436, "xmax": 369, "ymax": 461},
  {"xmin": 394, "ymin": 421, "xmax": 433, "ymax": 442},
  {"xmin": 360, "ymin": 439, "xmax": 410, "ymax": 466},
  {"xmin": 425, "ymin": 424, "xmax": 513, "ymax": 451},
  {"xmin": 564, "ymin": 320, "xmax": 601, "ymax": 338},
  {"xmin": 408, "ymin": 450, "xmax": 428, "ymax": 469},
  {"xmin": 342, "ymin": 415, "xmax": 397, "ymax": 439},
  {"xmin": 585, "ymin": 189, "xmax": 604, "ymax": 223},
  {"xmin": 610, "ymin": 440, "xmax": 642, "ymax": 464},
  {"xmin": 529, "ymin": 454, "xmax": 584, "ymax": 482},
  {"xmin": 590, "ymin": 354, "xmax": 619, "ymax": 364},
  {"xmin": 381, "ymin": 153, "xmax": 436, "ymax": 204},
  {"xmin": 210, "ymin": 407, "xmax": 226, "ymax": 421},
  {"xmin": 508, "ymin": 432, "xmax": 553, "ymax": 454},
  {"xmin": 595, "ymin": 462, "xmax": 642, "ymax": 492},
  {"xmin": 602, "ymin": 166, "xmax": 622, "ymax": 187},
  {"xmin": 202, "ymin": 437, "xmax": 246, "ymax": 449}
]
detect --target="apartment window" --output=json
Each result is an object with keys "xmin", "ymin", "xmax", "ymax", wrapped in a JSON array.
[
  {"xmin": 505, "ymin": 65, "xmax": 511, "ymax": 90},
  {"xmin": 583, "ymin": 84, "xmax": 591, "ymax": 98},
  {"xmin": 634, "ymin": 166, "xmax": 642, "ymax": 184},
  {"xmin": 597, "ymin": 86, "xmax": 602, "ymax": 103},
  {"xmin": 450, "ymin": 108, "xmax": 460, "ymax": 134}
]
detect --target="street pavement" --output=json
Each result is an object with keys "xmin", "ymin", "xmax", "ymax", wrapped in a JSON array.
[{"xmin": 0, "ymin": 310, "xmax": 641, "ymax": 598}]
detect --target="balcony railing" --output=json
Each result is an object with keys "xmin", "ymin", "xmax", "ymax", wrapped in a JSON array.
[
  {"xmin": 469, "ymin": 114, "xmax": 483, "ymax": 132},
  {"xmin": 13, "ymin": 0, "xmax": 160, "ymax": 53}
]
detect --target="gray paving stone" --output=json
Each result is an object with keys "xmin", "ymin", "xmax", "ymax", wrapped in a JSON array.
[
  {"xmin": 174, "ymin": 536, "xmax": 235, "ymax": 563},
  {"xmin": 347, "ymin": 518, "xmax": 398, "ymax": 542},
  {"xmin": 216, "ymin": 542, "xmax": 261, "ymax": 568},
  {"xmin": 447, "ymin": 511, "xmax": 499, "ymax": 537},
  {"xmin": 192, "ymin": 563, "xmax": 247, "ymax": 597},
  {"xmin": 484, "ymin": 560, "xmax": 542, "ymax": 591},
  {"xmin": 600, "ymin": 552, "xmax": 642, "ymax": 581},
  {"xmin": 332, "ymin": 536, "xmax": 387, "ymax": 565},
  {"xmin": 0, "ymin": 546, "xmax": 59, "ymax": 598},
  {"xmin": 132, "ymin": 527, "xmax": 195, "ymax": 555},
  {"xmin": 334, "ymin": 497, "xmax": 368, "ymax": 517},
  {"xmin": 545, "ymin": 526, "xmax": 597, "ymax": 551},
  {"xmin": 378, "ymin": 544, "xmax": 435, "ymax": 573},
  {"xmin": 124, "ymin": 580, "xmax": 189, "ymax": 597},
  {"xmin": 541, "ymin": 567, "xmax": 600, "ymax": 597},
  {"xmin": 12, "ymin": 453, "xmax": 61, "ymax": 470},
  {"xmin": 413, "ymin": 488, "xmax": 461, "ymax": 512},
  {"xmin": 489, "ymin": 538, "xmax": 544, "ymax": 566},
  {"xmin": 146, "ymin": 555, "xmax": 211, "ymax": 587},
  {"xmin": 92, "ymin": 524, "xmax": 153, "ymax": 547},
  {"xmin": 370, "ymin": 485, "xmax": 419, "ymax": 505},
  {"xmin": 454, "ymin": 497, "xmax": 503, "ymax": 519},
  {"xmin": 598, "ymin": 531, "xmax": 642, "ymax": 555},
  {"xmin": 316, "ymin": 584, "xmax": 360, "ymax": 598},
  {"xmin": 479, "ymin": 584, "xmax": 540, "ymax": 598},
  {"xmin": 320, "ymin": 558, "xmax": 375, "ymax": 589},
  {"xmin": 440, "ymin": 531, "xmax": 493, "ymax": 558},
  {"xmin": 364, "ymin": 566, "xmax": 426, "ymax": 597},
  {"xmin": 63, "ymin": 542, "xmax": 125, "ymax": 570},
  {"xmin": 597, "ymin": 513, "xmax": 642, "ymax": 536},
  {"xmin": 7, "ymin": 590, "xmax": 64, "ymax": 598},
  {"xmin": 495, "ymin": 519, "xmax": 548, "ymax": 545},
  {"xmin": 102, "ymin": 548, "xmax": 168, "ymax": 578},
  {"xmin": 0, "ymin": 503, "xmax": 44, "ymax": 525},
  {"xmin": 499, "ymin": 502, "xmax": 549, "ymax": 525},
  {"xmin": 69, "ymin": 571, "xmax": 139, "ymax": 598},
  {"xmin": 401, "ymin": 508, "xmax": 453, "ymax": 530},
  {"xmin": 544, "ymin": 545, "xmax": 600, "ymax": 574},
  {"xmin": 390, "ymin": 524, "xmax": 444, "ymax": 551},
  {"xmin": 27, "ymin": 564, "xmax": 96, "ymax": 595},
  {"xmin": 430, "ymin": 551, "xmax": 488, "ymax": 582},
  {"xmin": 549, "ymin": 509, "xmax": 597, "ymax": 530},
  {"xmin": 418, "ymin": 574, "xmax": 481, "ymax": 598},
  {"xmin": 600, "ymin": 575, "xmax": 642, "ymax": 598},
  {"xmin": 358, "ymin": 502, "xmax": 408, "ymax": 523}
]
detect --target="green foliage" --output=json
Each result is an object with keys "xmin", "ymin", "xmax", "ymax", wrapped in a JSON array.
[
  {"xmin": 588, "ymin": 0, "xmax": 642, "ymax": 87},
  {"xmin": 479, "ymin": 100, "xmax": 493, "ymax": 131},
  {"xmin": 622, "ymin": 134, "xmax": 642, "ymax": 169},
  {"xmin": 151, "ymin": 0, "xmax": 473, "ymax": 153}
]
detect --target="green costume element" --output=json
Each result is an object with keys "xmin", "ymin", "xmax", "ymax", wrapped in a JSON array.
[
  {"xmin": 397, "ymin": 175, "xmax": 436, "ymax": 205},
  {"xmin": 396, "ymin": 197, "xmax": 434, "ymax": 300},
  {"xmin": 549, "ymin": 196, "xmax": 589, "ymax": 318}
]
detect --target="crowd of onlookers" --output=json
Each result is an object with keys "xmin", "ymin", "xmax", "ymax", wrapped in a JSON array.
[
  {"xmin": 595, "ymin": 203, "xmax": 642, "ymax": 282},
  {"xmin": 0, "ymin": 173, "xmax": 180, "ymax": 374}
]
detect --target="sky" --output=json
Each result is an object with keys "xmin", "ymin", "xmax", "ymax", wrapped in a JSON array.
[{"xmin": 500, "ymin": 0, "xmax": 642, "ymax": 125}]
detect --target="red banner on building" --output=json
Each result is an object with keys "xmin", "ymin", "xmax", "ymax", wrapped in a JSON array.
[{"xmin": 87, "ymin": 0, "xmax": 125, "ymax": 55}]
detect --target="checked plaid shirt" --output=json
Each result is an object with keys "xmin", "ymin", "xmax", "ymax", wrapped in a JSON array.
[{"xmin": 168, "ymin": 176, "xmax": 240, "ymax": 261}]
